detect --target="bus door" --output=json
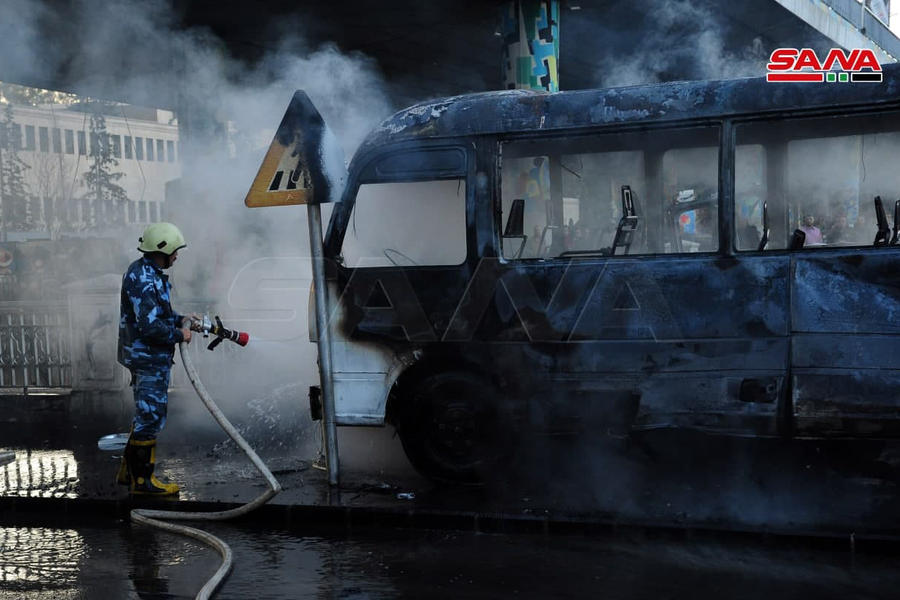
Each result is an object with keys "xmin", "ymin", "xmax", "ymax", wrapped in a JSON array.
[
  {"xmin": 496, "ymin": 125, "xmax": 790, "ymax": 437},
  {"xmin": 328, "ymin": 143, "xmax": 476, "ymax": 423},
  {"xmin": 736, "ymin": 111, "xmax": 900, "ymax": 438}
]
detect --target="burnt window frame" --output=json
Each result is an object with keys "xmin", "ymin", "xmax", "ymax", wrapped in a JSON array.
[
  {"xmin": 495, "ymin": 120, "xmax": 725, "ymax": 263},
  {"xmin": 326, "ymin": 140, "xmax": 476, "ymax": 270},
  {"xmin": 731, "ymin": 107, "xmax": 900, "ymax": 254}
]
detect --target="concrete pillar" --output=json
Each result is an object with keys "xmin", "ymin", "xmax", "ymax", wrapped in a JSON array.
[{"xmin": 501, "ymin": 0, "xmax": 560, "ymax": 92}]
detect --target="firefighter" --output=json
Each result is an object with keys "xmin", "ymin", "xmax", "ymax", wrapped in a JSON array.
[{"xmin": 115, "ymin": 222, "xmax": 197, "ymax": 495}]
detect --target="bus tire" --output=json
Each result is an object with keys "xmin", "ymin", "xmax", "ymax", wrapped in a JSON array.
[{"xmin": 397, "ymin": 370, "xmax": 510, "ymax": 484}]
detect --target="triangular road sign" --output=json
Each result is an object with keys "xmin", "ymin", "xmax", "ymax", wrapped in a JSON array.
[{"xmin": 245, "ymin": 91, "xmax": 346, "ymax": 207}]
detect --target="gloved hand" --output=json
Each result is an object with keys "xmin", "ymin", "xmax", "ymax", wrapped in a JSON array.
[{"xmin": 187, "ymin": 313, "xmax": 204, "ymax": 332}]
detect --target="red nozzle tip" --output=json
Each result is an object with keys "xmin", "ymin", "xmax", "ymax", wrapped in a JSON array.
[{"xmin": 237, "ymin": 332, "xmax": 249, "ymax": 346}]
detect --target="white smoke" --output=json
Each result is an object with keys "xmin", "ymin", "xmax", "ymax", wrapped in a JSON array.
[
  {"xmin": 598, "ymin": 0, "xmax": 767, "ymax": 87},
  {"xmin": 0, "ymin": 0, "xmax": 395, "ymax": 451}
]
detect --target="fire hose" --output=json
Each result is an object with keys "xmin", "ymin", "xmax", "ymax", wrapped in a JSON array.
[{"xmin": 129, "ymin": 319, "xmax": 281, "ymax": 600}]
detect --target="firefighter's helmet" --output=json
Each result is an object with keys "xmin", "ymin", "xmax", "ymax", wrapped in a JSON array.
[{"xmin": 138, "ymin": 222, "xmax": 186, "ymax": 256}]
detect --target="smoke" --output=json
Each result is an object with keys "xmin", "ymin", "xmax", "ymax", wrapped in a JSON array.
[
  {"xmin": 596, "ymin": 0, "xmax": 767, "ymax": 87},
  {"xmin": 0, "ymin": 0, "xmax": 395, "ymax": 457}
]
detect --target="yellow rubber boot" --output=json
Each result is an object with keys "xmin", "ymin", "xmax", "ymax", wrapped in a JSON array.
[
  {"xmin": 115, "ymin": 425, "xmax": 134, "ymax": 486},
  {"xmin": 126, "ymin": 438, "xmax": 180, "ymax": 495}
]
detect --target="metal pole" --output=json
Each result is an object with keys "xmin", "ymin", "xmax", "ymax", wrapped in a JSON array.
[{"xmin": 306, "ymin": 202, "xmax": 339, "ymax": 485}]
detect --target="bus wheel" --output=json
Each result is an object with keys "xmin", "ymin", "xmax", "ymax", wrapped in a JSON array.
[{"xmin": 398, "ymin": 370, "xmax": 509, "ymax": 484}]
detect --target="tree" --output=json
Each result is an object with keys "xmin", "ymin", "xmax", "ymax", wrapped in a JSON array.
[
  {"xmin": 0, "ymin": 103, "xmax": 34, "ymax": 233},
  {"xmin": 0, "ymin": 82, "xmax": 78, "ymax": 108},
  {"xmin": 80, "ymin": 102, "xmax": 129, "ymax": 230},
  {"xmin": 28, "ymin": 146, "xmax": 74, "ymax": 235}
]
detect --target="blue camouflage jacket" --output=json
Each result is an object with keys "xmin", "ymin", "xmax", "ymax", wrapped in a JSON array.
[{"xmin": 118, "ymin": 256, "xmax": 185, "ymax": 370}]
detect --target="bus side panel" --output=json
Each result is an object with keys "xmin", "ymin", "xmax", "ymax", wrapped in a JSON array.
[
  {"xmin": 792, "ymin": 250, "xmax": 900, "ymax": 437},
  {"xmin": 479, "ymin": 255, "xmax": 790, "ymax": 436}
]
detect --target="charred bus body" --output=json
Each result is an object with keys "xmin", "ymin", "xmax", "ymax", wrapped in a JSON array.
[{"xmin": 298, "ymin": 65, "xmax": 900, "ymax": 482}]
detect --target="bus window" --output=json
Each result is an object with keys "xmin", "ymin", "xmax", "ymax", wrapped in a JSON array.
[
  {"xmin": 735, "ymin": 111, "xmax": 900, "ymax": 250},
  {"xmin": 341, "ymin": 179, "xmax": 467, "ymax": 268},
  {"xmin": 500, "ymin": 126, "xmax": 719, "ymax": 259}
]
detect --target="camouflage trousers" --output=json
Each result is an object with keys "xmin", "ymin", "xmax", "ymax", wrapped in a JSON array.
[{"xmin": 131, "ymin": 367, "xmax": 171, "ymax": 440}]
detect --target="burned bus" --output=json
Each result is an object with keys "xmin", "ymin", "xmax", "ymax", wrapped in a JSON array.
[{"xmin": 287, "ymin": 65, "xmax": 900, "ymax": 482}]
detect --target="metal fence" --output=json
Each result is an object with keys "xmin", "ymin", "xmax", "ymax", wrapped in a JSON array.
[
  {"xmin": 0, "ymin": 302, "xmax": 72, "ymax": 390},
  {"xmin": 0, "ymin": 299, "xmax": 242, "ymax": 393}
]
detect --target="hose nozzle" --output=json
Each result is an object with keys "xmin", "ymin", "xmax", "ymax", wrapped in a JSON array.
[{"xmin": 193, "ymin": 314, "xmax": 250, "ymax": 351}]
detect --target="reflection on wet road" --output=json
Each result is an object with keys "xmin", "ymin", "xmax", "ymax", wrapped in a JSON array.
[
  {"xmin": 0, "ymin": 528, "xmax": 84, "ymax": 595},
  {"xmin": 0, "ymin": 450, "xmax": 77, "ymax": 498},
  {"xmin": 1, "ymin": 523, "xmax": 898, "ymax": 599}
]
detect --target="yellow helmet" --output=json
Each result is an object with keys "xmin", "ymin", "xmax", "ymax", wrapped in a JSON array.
[{"xmin": 138, "ymin": 222, "xmax": 186, "ymax": 256}]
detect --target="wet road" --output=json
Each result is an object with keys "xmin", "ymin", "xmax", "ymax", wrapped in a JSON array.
[
  {"xmin": 1, "ymin": 385, "xmax": 900, "ymax": 535},
  {"xmin": 2, "ymin": 384, "xmax": 900, "ymax": 599},
  {"xmin": 2, "ymin": 521, "xmax": 899, "ymax": 599}
]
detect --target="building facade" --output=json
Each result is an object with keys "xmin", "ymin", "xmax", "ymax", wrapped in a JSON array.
[{"xmin": 0, "ymin": 102, "xmax": 180, "ymax": 240}]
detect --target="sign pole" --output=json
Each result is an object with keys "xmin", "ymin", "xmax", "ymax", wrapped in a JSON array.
[
  {"xmin": 307, "ymin": 202, "xmax": 339, "ymax": 485},
  {"xmin": 245, "ymin": 91, "xmax": 347, "ymax": 487}
]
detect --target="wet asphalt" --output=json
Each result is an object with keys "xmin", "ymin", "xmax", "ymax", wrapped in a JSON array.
[
  {"xmin": 3, "ymin": 520, "xmax": 900, "ymax": 599},
  {"xmin": 1, "ymin": 384, "xmax": 900, "ymax": 598}
]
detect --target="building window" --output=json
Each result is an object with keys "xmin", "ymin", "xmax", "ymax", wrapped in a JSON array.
[
  {"xmin": 52, "ymin": 128, "xmax": 62, "ymax": 153},
  {"xmin": 166, "ymin": 140, "xmax": 175, "ymax": 163},
  {"xmin": 25, "ymin": 125, "xmax": 35, "ymax": 151},
  {"xmin": 138, "ymin": 201, "xmax": 147, "ymax": 222},
  {"xmin": 90, "ymin": 132, "xmax": 100, "ymax": 155},
  {"xmin": 109, "ymin": 134, "xmax": 121, "ymax": 158},
  {"xmin": 149, "ymin": 202, "xmax": 159, "ymax": 222},
  {"xmin": 128, "ymin": 201, "xmax": 136, "ymax": 223},
  {"xmin": 135, "ymin": 136, "xmax": 144, "ymax": 160},
  {"xmin": 124, "ymin": 136, "xmax": 133, "ymax": 159},
  {"xmin": 39, "ymin": 126, "xmax": 49, "ymax": 152},
  {"xmin": 10, "ymin": 124, "xmax": 21, "ymax": 150},
  {"xmin": 156, "ymin": 139, "xmax": 164, "ymax": 162},
  {"xmin": 77, "ymin": 131, "xmax": 86, "ymax": 155},
  {"xmin": 64, "ymin": 129, "xmax": 74, "ymax": 154},
  {"xmin": 146, "ymin": 138, "xmax": 154, "ymax": 161}
]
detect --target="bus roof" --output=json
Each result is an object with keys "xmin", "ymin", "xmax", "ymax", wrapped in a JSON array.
[{"xmin": 360, "ymin": 63, "xmax": 900, "ymax": 154}]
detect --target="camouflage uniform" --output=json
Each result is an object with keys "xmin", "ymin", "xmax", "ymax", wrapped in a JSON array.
[{"xmin": 118, "ymin": 256, "xmax": 185, "ymax": 441}]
